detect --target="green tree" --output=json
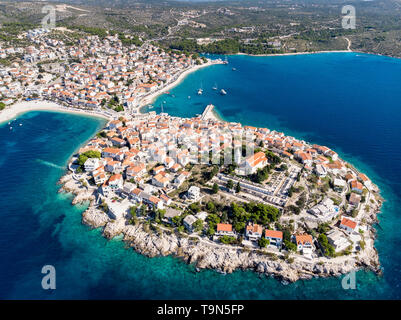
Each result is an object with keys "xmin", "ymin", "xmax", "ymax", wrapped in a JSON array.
[
  {"xmin": 219, "ymin": 235, "xmax": 237, "ymax": 245},
  {"xmin": 206, "ymin": 201, "xmax": 216, "ymax": 213},
  {"xmin": 172, "ymin": 215, "xmax": 182, "ymax": 227},
  {"xmin": 251, "ymin": 166, "xmax": 269, "ymax": 183},
  {"xmin": 192, "ymin": 219, "xmax": 204, "ymax": 232},
  {"xmin": 235, "ymin": 182, "xmax": 241, "ymax": 193},
  {"xmin": 258, "ymin": 237, "xmax": 269, "ymax": 248},
  {"xmin": 129, "ymin": 206, "xmax": 138, "ymax": 217},
  {"xmin": 154, "ymin": 209, "xmax": 166, "ymax": 223},
  {"xmin": 188, "ymin": 202, "xmax": 201, "ymax": 213},
  {"xmin": 99, "ymin": 200, "xmax": 108, "ymax": 213},
  {"xmin": 78, "ymin": 150, "xmax": 101, "ymax": 166},
  {"xmin": 206, "ymin": 213, "xmax": 221, "ymax": 232},
  {"xmin": 97, "ymin": 131, "xmax": 107, "ymax": 138},
  {"xmin": 318, "ymin": 234, "xmax": 335, "ymax": 257},
  {"xmin": 265, "ymin": 151, "xmax": 281, "ymax": 165},
  {"xmin": 226, "ymin": 179, "xmax": 234, "ymax": 190},
  {"xmin": 209, "ymin": 166, "xmax": 219, "ymax": 179},
  {"xmin": 206, "ymin": 227, "xmax": 215, "ymax": 236},
  {"xmin": 139, "ymin": 204, "xmax": 147, "ymax": 216},
  {"xmin": 212, "ymin": 183, "xmax": 219, "ymax": 194},
  {"xmin": 279, "ymin": 164, "xmax": 288, "ymax": 171},
  {"xmin": 284, "ymin": 240, "xmax": 297, "ymax": 252},
  {"xmin": 233, "ymin": 221, "xmax": 245, "ymax": 233},
  {"xmin": 317, "ymin": 223, "xmax": 330, "ymax": 234},
  {"xmin": 114, "ymin": 105, "xmax": 124, "ymax": 112}
]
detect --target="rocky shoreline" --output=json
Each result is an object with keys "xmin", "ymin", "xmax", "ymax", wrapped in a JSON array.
[{"xmin": 58, "ymin": 172, "xmax": 382, "ymax": 283}]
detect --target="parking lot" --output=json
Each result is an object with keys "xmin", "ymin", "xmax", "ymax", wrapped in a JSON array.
[{"xmin": 215, "ymin": 165, "xmax": 300, "ymax": 208}]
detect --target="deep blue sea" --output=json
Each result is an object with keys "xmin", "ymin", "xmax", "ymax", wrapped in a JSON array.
[{"xmin": 1, "ymin": 52, "xmax": 401, "ymax": 299}]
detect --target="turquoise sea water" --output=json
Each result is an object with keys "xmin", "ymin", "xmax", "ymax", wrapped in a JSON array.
[{"xmin": 1, "ymin": 52, "xmax": 401, "ymax": 299}]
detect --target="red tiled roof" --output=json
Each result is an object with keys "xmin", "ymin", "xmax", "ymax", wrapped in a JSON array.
[
  {"xmin": 265, "ymin": 230, "xmax": 283, "ymax": 239},
  {"xmin": 341, "ymin": 217, "xmax": 357, "ymax": 230},
  {"xmin": 295, "ymin": 234, "xmax": 312, "ymax": 245},
  {"xmin": 217, "ymin": 223, "xmax": 232, "ymax": 232},
  {"xmin": 246, "ymin": 223, "xmax": 262, "ymax": 234}
]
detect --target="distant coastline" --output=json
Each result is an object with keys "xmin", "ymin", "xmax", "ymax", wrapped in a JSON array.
[
  {"xmin": 236, "ymin": 37, "xmax": 352, "ymax": 57},
  {"xmin": 236, "ymin": 50, "xmax": 352, "ymax": 58}
]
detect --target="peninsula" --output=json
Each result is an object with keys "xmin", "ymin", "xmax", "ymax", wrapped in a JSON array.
[
  {"xmin": 57, "ymin": 105, "xmax": 382, "ymax": 282},
  {"xmin": 0, "ymin": 27, "xmax": 383, "ymax": 283}
]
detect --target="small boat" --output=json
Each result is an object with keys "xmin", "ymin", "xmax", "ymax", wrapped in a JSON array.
[
  {"xmin": 197, "ymin": 88, "xmax": 203, "ymax": 95},
  {"xmin": 148, "ymin": 105, "xmax": 154, "ymax": 109},
  {"xmin": 19, "ymin": 123, "xmax": 22, "ymax": 126},
  {"xmin": 232, "ymin": 67, "xmax": 236, "ymax": 71},
  {"xmin": 220, "ymin": 89, "xmax": 227, "ymax": 95},
  {"xmin": 188, "ymin": 96, "xmax": 191, "ymax": 99},
  {"xmin": 9, "ymin": 127, "xmax": 13, "ymax": 130},
  {"xmin": 212, "ymin": 82, "xmax": 218, "ymax": 90}
]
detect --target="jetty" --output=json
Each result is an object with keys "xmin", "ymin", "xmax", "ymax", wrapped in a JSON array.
[{"xmin": 200, "ymin": 104, "xmax": 215, "ymax": 120}]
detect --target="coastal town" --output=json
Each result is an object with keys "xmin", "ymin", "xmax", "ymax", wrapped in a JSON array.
[
  {"xmin": 0, "ymin": 27, "xmax": 215, "ymax": 115},
  {"xmin": 1, "ymin": 27, "xmax": 383, "ymax": 282},
  {"xmin": 58, "ymin": 107, "xmax": 382, "ymax": 281}
]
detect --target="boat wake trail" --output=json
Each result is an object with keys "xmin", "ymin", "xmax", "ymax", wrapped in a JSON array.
[{"xmin": 36, "ymin": 159, "xmax": 65, "ymax": 170}]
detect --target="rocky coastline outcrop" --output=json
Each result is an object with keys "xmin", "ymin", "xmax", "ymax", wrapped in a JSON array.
[
  {"xmin": 74, "ymin": 197, "xmax": 381, "ymax": 283},
  {"xmin": 57, "ymin": 172, "xmax": 382, "ymax": 283}
]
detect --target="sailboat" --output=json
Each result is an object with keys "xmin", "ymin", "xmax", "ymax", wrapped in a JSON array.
[
  {"xmin": 212, "ymin": 82, "xmax": 218, "ymax": 90},
  {"xmin": 197, "ymin": 81, "xmax": 203, "ymax": 95},
  {"xmin": 223, "ymin": 56, "xmax": 229, "ymax": 64}
]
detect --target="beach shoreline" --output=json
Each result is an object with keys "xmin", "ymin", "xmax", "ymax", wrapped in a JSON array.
[
  {"xmin": 0, "ymin": 100, "xmax": 112, "ymax": 125},
  {"xmin": 137, "ymin": 60, "xmax": 222, "ymax": 111}
]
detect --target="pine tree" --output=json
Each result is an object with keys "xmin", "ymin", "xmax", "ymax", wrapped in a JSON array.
[{"xmin": 235, "ymin": 182, "xmax": 241, "ymax": 193}]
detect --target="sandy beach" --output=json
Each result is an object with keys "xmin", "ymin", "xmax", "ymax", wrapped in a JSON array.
[
  {"xmin": 0, "ymin": 100, "xmax": 111, "ymax": 125},
  {"xmin": 138, "ymin": 60, "xmax": 222, "ymax": 109}
]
